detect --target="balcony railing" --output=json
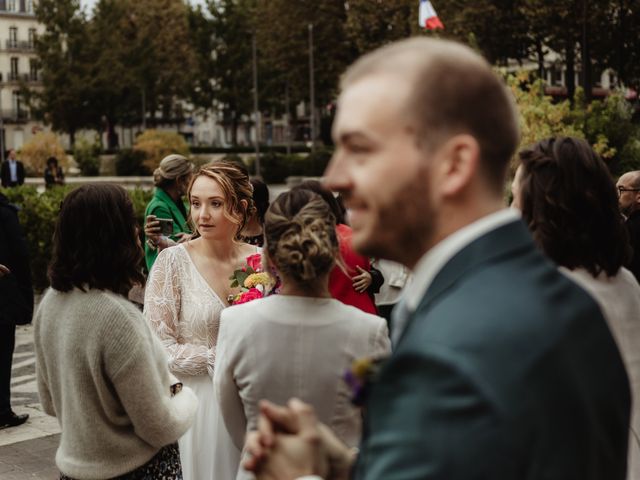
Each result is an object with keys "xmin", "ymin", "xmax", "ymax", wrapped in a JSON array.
[
  {"xmin": 0, "ymin": 109, "xmax": 29, "ymax": 122},
  {"xmin": 5, "ymin": 72, "xmax": 31, "ymax": 83},
  {"xmin": 5, "ymin": 40, "xmax": 35, "ymax": 51}
]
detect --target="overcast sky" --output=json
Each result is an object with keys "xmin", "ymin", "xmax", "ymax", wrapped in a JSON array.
[{"xmin": 81, "ymin": 0, "xmax": 207, "ymax": 15}]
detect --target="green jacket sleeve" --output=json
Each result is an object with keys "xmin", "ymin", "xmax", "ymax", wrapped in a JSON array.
[{"xmin": 144, "ymin": 203, "xmax": 174, "ymax": 272}]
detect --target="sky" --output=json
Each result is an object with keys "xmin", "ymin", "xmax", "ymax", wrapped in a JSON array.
[{"xmin": 81, "ymin": 0, "xmax": 207, "ymax": 15}]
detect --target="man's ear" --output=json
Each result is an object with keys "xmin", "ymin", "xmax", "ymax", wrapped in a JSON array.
[{"xmin": 435, "ymin": 134, "xmax": 481, "ymax": 197}]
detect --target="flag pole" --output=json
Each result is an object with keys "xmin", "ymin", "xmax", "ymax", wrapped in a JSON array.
[
  {"xmin": 252, "ymin": 31, "xmax": 261, "ymax": 177},
  {"xmin": 308, "ymin": 23, "xmax": 316, "ymax": 153}
]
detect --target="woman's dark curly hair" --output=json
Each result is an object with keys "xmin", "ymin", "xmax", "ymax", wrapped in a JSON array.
[
  {"xmin": 251, "ymin": 178, "xmax": 270, "ymax": 225},
  {"xmin": 49, "ymin": 184, "xmax": 145, "ymax": 296},
  {"xmin": 518, "ymin": 136, "xmax": 631, "ymax": 277}
]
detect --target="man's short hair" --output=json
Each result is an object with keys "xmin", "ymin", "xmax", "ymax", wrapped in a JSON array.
[{"xmin": 341, "ymin": 38, "xmax": 520, "ymax": 191}]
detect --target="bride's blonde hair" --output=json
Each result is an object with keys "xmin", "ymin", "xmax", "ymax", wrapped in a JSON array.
[{"xmin": 264, "ymin": 189, "xmax": 338, "ymax": 285}]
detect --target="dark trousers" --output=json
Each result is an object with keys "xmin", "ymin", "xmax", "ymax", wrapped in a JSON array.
[{"xmin": 0, "ymin": 323, "xmax": 16, "ymax": 416}]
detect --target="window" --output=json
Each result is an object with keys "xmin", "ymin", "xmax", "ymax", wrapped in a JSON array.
[
  {"xmin": 10, "ymin": 57, "xmax": 19, "ymax": 80},
  {"xmin": 19, "ymin": 0, "xmax": 25, "ymax": 12},
  {"xmin": 26, "ymin": 0, "xmax": 32, "ymax": 12},
  {"xmin": 7, "ymin": 0, "xmax": 15, "ymax": 11},
  {"xmin": 29, "ymin": 58, "xmax": 37, "ymax": 81},
  {"xmin": 28, "ymin": 28, "xmax": 36, "ymax": 48},
  {"xmin": 9, "ymin": 27, "xmax": 17, "ymax": 48},
  {"xmin": 0, "ymin": 1, "xmax": 7, "ymax": 11},
  {"xmin": 12, "ymin": 90, "xmax": 22, "ymax": 116}
]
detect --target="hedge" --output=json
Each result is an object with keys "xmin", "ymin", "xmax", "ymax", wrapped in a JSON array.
[{"xmin": 2, "ymin": 185, "xmax": 153, "ymax": 292}]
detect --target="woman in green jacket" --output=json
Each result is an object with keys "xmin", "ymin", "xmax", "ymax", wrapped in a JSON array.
[{"xmin": 144, "ymin": 154, "xmax": 194, "ymax": 270}]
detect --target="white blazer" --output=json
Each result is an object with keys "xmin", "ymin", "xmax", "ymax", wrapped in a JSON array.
[{"xmin": 214, "ymin": 295, "xmax": 390, "ymax": 455}]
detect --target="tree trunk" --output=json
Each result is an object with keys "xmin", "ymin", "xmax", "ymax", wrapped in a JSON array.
[
  {"xmin": 565, "ymin": 39, "xmax": 576, "ymax": 104},
  {"xmin": 69, "ymin": 129, "xmax": 76, "ymax": 149},
  {"xmin": 231, "ymin": 116, "xmax": 238, "ymax": 146},
  {"xmin": 536, "ymin": 38, "xmax": 545, "ymax": 80},
  {"xmin": 581, "ymin": 0, "xmax": 592, "ymax": 102}
]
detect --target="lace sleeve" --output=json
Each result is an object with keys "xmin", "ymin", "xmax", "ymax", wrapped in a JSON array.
[{"xmin": 144, "ymin": 247, "xmax": 215, "ymax": 376}]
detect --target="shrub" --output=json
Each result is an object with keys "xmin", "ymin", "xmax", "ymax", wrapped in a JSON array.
[
  {"xmin": 3, "ymin": 185, "xmax": 154, "ymax": 291},
  {"xmin": 19, "ymin": 132, "xmax": 68, "ymax": 176},
  {"xmin": 133, "ymin": 130, "xmax": 190, "ymax": 172},
  {"xmin": 116, "ymin": 149, "xmax": 150, "ymax": 176},
  {"xmin": 73, "ymin": 138, "xmax": 101, "ymax": 176}
]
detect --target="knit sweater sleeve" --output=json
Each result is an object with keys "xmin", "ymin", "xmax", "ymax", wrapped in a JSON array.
[
  {"xmin": 106, "ymin": 302, "xmax": 198, "ymax": 449},
  {"xmin": 144, "ymin": 247, "xmax": 214, "ymax": 376}
]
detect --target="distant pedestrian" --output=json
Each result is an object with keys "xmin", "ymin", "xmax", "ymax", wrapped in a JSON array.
[
  {"xmin": 0, "ymin": 191, "xmax": 33, "ymax": 430},
  {"xmin": 43, "ymin": 156, "xmax": 65, "ymax": 189},
  {"xmin": 616, "ymin": 170, "xmax": 640, "ymax": 281},
  {"xmin": 34, "ymin": 184, "xmax": 198, "ymax": 479},
  {"xmin": 1, "ymin": 149, "xmax": 26, "ymax": 188}
]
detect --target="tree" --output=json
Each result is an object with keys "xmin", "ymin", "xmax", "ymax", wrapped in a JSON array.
[
  {"xmin": 206, "ymin": 0, "xmax": 256, "ymax": 145},
  {"xmin": 32, "ymin": 0, "xmax": 92, "ymax": 146}
]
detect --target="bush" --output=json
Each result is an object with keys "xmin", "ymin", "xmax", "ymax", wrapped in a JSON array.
[
  {"xmin": 258, "ymin": 148, "xmax": 334, "ymax": 183},
  {"xmin": 116, "ymin": 149, "xmax": 150, "ymax": 176},
  {"xmin": 3, "ymin": 185, "xmax": 153, "ymax": 292},
  {"xmin": 73, "ymin": 138, "xmax": 101, "ymax": 176},
  {"xmin": 19, "ymin": 132, "xmax": 68, "ymax": 176},
  {"xmin": 133, "ymin": 130, "xmax": 190, "ymax": 172}
]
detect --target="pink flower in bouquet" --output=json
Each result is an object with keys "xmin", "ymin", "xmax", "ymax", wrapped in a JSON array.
[
  {"xmin": 234, "ymin": 288, "xmax": 263, "ymax": 305},
  {"xmin": 246, "ymin": 253, "xmax": 263, "ymax": 272}
]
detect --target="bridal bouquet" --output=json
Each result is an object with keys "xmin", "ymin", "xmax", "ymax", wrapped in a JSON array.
[{"xmin": 228, "ymin": 253, "xmax": 278, "ymax": 305}]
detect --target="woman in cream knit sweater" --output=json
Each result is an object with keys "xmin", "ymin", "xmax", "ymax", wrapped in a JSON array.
[{"xmin": 34, "ymin": 184, "xmax": 198, "ymax": 480}]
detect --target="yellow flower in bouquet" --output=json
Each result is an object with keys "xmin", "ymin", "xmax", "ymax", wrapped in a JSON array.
[{"xmin": 244, "ymin": 272, "xmax": 275, "ymax": 291}]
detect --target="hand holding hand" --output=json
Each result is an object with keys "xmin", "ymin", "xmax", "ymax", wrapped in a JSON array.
[
  {"xmin": 352, "ymin": 266, "xmax": 372, "ymax": 293},
  {"xmin": 244, "ymin": 399, "xmax": 353, "ymax": 480}
]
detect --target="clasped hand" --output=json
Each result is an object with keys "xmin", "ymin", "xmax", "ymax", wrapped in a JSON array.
[{"xmin": 243, "ymin": 398, "xmax": 354, "ymax": 480}]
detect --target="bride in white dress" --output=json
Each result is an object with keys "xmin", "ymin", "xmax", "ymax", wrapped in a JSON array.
[{"xmin": 144, "ymin": 161, "xmax": 259, "ymax": 480}]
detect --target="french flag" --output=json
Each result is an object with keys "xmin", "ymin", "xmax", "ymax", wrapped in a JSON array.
[{"xmin": 419, "ymin": 0, "xmax": 444, "ymax": 30}]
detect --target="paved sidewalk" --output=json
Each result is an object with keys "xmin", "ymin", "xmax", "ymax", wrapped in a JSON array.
[
  {"xmin": 0, "ymin": 434, "xmax": 60, "ymax": 479},
  {"xmin": 0, "ymin": 324, "xmax": 61, "ymax": 478}
]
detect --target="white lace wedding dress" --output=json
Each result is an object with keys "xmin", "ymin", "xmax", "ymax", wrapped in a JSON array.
[{"xmin": 144, "ymin": 243, "xmax": 241, "ymax": 480}]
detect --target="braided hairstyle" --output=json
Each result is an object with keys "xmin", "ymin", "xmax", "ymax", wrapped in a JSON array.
[{"xmin": 264, "ymin": 189, "xmax": 338, "ymax": 286}]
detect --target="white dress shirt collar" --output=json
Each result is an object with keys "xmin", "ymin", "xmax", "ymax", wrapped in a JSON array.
[{"xmin": 404, "ymin": 208, "xmax": 521, "ymax": 312}]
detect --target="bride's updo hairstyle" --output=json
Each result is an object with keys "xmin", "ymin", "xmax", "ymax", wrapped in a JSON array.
[
  {"xmin": 264, "ymin": 189, "xmax": 338, "ymax": 285},
  {"xmin": 187, "ymin": 160, "xmax": 256, "ymax": 239}
]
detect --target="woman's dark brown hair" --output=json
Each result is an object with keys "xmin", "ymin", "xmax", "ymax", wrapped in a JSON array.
[
  {"xmin": 294, "ymin": 180, "xmax": 346, "ymax": 225},
  {"xmin": 49, "ymin": 184, "xmax": 145, "ymax": 296},
  {"xmin": 518, "ymin": 136, "xmax": 631, "ymax": 277}
]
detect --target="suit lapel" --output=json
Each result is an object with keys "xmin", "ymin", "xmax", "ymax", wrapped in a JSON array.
[{"xmin": 395, "ymin": 220, "xmax": 535, "ymax": 348}]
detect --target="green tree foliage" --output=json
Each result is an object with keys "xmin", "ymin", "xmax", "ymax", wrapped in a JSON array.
[
  {"xmin": 206, "ymin": 0, "xmax": 256, "ymax": 145},
  {"xmin": 344, "ymin": 0, "xmax": 417, "ymax": 56},
  {"xmin": 32, "ymin": 0, "xmax": 93, "ymax": 145}
]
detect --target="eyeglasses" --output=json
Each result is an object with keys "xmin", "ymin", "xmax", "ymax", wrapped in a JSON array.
[{"xmin": 617, "ymin": 186, "xmax": 640, "ymax": 197}]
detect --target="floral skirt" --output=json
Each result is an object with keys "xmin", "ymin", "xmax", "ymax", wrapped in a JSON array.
[{"xmin": 60, "ymin": 443, "xmax": 182, "ymax": 480}]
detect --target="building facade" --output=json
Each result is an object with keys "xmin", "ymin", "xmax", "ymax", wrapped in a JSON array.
[{"xmin": 0, "ymin": 0, "xmax": 43, "ymax": 159}]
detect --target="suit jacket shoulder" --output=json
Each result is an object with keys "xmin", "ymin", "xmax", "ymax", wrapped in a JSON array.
[{"xmin": 357, "ymin": 220, "xmax": 630, "ymax": 480}]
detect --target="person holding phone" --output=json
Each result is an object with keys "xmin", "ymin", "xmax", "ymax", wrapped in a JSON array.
[{"xmin": 144, "ymin": 154, "xmax": 194, "ymax": 270}]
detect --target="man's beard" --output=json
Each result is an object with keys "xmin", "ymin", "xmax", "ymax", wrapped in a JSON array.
[{"xmin": 356, "ymin": 168, "xmax": 436, "ymax": 267}]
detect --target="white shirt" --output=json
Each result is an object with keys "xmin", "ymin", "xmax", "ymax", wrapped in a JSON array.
[
  {"xmin": 9, "ymin": 159, "xmax": 18, "ymax": 182},
  {"xmin": 403, "ymin": 208, "xmax": 521, "ymax": 313}
]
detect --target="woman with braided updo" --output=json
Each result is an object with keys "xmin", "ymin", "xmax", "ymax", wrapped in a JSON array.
[{"xmin": 214, "ymin": 188, "xmax": 391, "ymax": 479}]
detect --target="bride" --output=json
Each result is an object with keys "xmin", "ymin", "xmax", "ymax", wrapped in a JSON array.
[{"xmin": 144, "ymin": 161, "xmax": 258, "ymax": 480}]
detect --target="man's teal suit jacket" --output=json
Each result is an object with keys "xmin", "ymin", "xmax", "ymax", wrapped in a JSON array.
[{"xmin": 356, "ymin": 220, "xmax": 630, "ymax": 479}]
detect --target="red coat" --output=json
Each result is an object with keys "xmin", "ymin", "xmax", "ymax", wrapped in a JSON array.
[{"xmin": 328, "ymin": 224, "xmax": 377, "ymax": 315}]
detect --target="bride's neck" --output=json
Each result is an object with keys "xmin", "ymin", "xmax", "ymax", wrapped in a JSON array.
[{"xmin": 194, "ymin": 236, "xmax": 240, "ymax": 262}]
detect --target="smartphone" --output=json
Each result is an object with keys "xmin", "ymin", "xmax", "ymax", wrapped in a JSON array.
[{"xmin": 157, "ymin": 218, "xmax": 174, "ymax": 237}]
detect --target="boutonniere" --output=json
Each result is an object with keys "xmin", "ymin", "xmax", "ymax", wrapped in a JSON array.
[
  {"xmin": 228, "ymin": 253, "xmax": 280, "ymax": 305},
  {"xmin": 343, "ymin": 356, "xmax": 387, "ymax": 406}
]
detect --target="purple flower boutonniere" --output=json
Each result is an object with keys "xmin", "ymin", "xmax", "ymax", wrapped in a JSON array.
[{"xmin": 343, "ymin": 356, "xmax": 387, "ymax": 406}]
